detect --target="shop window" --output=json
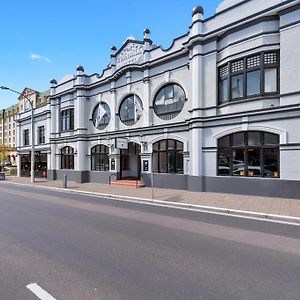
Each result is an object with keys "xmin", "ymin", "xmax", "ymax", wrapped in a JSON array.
[
  {"xmin": 218, "ymin": 51, "xmax": 279, "ymax": 104},
  {"xmin": 119, "ymin": 95, "xmax": 143, "ymax": 126},
  {"xmin": 153, "ymin": 84, "xmax": 186, "ymax": 120},
  {"xmin": 61, "ymin": 146, "xmax": 74, "ymax": 169},
  {"xmin": 91, "ymin": 144, "xmax": 109, "ymax": 171},
  {"xmin": 152, "ymin": 139, "xmax": 183, "ymax": 174},
  {"xmin": 92, "ymin": 102, "xmax": 111, "ymax": 130},
  {"xmin": 217, "ymin": 131, "xmax": 279, "ymax": 178}
]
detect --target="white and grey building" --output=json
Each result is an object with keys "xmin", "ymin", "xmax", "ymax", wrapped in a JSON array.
[{"xmin": 17, "ymin": 0, "xmax": 300, "ymax": 197}]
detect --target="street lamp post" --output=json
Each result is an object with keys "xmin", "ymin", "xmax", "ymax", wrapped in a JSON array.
[{"xmin": 0, "ymin": 86, "xmax": 35, "ymax": 183}]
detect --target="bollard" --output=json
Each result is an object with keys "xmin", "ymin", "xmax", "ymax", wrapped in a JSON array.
[{"xmin": 63, "ymin": 174, "xmax": 67, "ymax": 188}]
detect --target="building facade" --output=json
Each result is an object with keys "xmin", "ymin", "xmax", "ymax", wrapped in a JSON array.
[
  {"xmin": 17, "ymin": 88, "xmax": 49, "ymax": 177},
  {"xmin": 0, "ymin": 104, "xmax": 19, "ymax": 165},
  {"xmin": 17, "ymin": 0, "xmax": 300, "ymax": 197}
]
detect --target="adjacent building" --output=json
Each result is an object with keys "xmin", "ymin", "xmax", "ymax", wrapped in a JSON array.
[
  {"xmin": 17, "ymin": 0, "xmax": 300, "ymax": 198},
  {"xmin": 0, "ymin": 104, "xmax": 19, "ymax": 165}
]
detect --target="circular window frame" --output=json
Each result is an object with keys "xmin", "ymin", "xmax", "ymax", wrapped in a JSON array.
[
  {"xmin": 92, "ymin": 101, "xmax": 111, "ymax": 130},
  {"xmin": 119, "ymin": 94, "xmax": 143, "ymax": 126},
  {"xmin": 153, "ymin": 83, "xmax": 186, "ymax": 120}
]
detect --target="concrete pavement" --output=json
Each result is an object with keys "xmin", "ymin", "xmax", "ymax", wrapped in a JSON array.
[{"xmin": 3, "ymin": 175, "xmax": 300, "ymax": 221}]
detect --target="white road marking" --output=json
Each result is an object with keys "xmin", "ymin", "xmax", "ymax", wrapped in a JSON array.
[{"xmin": 26, "ymin": 283, "xmax": 57, "ymax": 300}]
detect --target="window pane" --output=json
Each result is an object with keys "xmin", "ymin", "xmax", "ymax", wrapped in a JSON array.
[
  {"xmin": 232, "ymin": 149, "xmax": 245, "ymax": 176},
  {"xmin": 153, "ymin": 142, "xmax": 159, "ymax": 151},
  {"xmin": 176, "ymin": 141, "xmax": 183, "ymax": 151},
  {"xmin": 248, "ymin": 132, "xmax": 261, "ymax": 146},
  {"xmin": 247, "ymin": 70, "xmax": 261, "ymax": 96},
  {"xmin": 159, "ymin": 152, "xmax": 167, "ymax": 173},
  {"xmin": 218, "ymin": 148, "xmax": 230, "ymax": 175},
  {"xmin": 264, "ymin": 148, "xmax": 279, "ymax": 178},
  {"xmin": 231, "ymin": 74, "xmax": 244, "ymax": 99},
  {"xmin": 218, "ymin": 136, "xmax": 230, "ymax": 147},
  {"xmin": 160, "ymin": 140, "xmax": 166, "ymax": 151},
  {"xmin": 232, "ymin": 132, "xmax": 244, "ymax": 146},
  {"xmin": 152, "ymin": 152, "xmax": 158, "ymax": 172},
  {"xmin": 168, "ymin": 140, "xmax": 175, "ymax": 150},
  {"xmin": 167, "ymin": 151, "xmax": 175, "ymax": 173},
  {"xmin": 264, "ymin": 133, "xmax": 279, "ymax": 145},
  {"xmin": 219, "ymin": 78, "xmax": 228, "ymax": 104},
  {"xmin": 247, "ymin": 148, "xmax": 261, "ymax": 176},
  {"xmin": 264, "ymin": 68, "xmax": 277, "ymax": 93},
  {"xmin": 176, "ymin": 151, "xmax": 183, "ymax": 174}
]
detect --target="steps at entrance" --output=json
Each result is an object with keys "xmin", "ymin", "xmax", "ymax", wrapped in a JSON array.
[{"xmin": 109, "ymin": 179, "xmax": 145, "ymax": 188}]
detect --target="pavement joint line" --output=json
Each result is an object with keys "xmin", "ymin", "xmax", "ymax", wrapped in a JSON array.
[
  {"xmin": 26, "ymin": 283, "xmax": 57, "ymax": 300},
  {"xmin": 3, "ymin": 181, "xmax": 300, "ymax": 226}
]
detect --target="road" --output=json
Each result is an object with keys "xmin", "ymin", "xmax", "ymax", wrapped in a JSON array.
[{"xmin": 0, "ymin": 183, "xmax": 299, "ymax": 300}]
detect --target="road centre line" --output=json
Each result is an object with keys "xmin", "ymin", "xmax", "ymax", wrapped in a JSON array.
[{"xmin": 26, "ymin": 283, "xmax": 57, "ymax": 300}]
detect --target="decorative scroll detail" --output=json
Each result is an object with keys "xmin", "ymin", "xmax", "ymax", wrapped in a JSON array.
[{"xmin": 116, "ymin": 43, "xmax": 144, "ymax": 70}]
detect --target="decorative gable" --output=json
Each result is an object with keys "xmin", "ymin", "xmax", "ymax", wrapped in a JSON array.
[{"xmin": 116, "ymin": 40, "xmax": 144, "ymax": 70}]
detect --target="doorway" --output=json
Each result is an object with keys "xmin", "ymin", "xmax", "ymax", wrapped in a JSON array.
[{"xmin": 120, "ymin": 142, "xmax": 141, "ymax": 179}]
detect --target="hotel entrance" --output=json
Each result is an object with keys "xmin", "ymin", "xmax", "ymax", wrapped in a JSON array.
[{"xmin": 120, "ymin": 142, "xmax": 141, "ymax": 180}]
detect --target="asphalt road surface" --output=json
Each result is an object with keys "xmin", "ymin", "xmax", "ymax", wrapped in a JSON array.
[{"xmin": 0, "ymin": 182, "xmax": 299, "ymax": 300}]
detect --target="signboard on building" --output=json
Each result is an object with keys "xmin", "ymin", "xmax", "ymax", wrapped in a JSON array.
[{"xmin": 115, "ymin": 138, "xmax": 128, "ymax": 149}]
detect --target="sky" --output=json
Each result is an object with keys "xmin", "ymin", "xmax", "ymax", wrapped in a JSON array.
[{"xmin": 0, "ymin": 0, "xmax": 223, "ymax": 109}]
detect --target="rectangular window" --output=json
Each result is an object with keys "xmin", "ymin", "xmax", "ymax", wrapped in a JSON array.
[
  {"xmin": 24, "ymin": 129, "xmax": 29, "ymax": 146},
  {"xmin": 60, "ymin": 108, "xmax": 74, "ymax": 131},
  {"xmin": 38, "ymin": 126, "xmax": 45, "ymax": 144},
  {"xmin": 218, "ymin": 51, "xmax": 279, "ymax": 104}
]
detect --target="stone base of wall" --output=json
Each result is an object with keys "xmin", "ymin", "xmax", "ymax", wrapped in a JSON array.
[{"xmin": 47, "ymin": 170, "xmax": 300, "ymax": 199}]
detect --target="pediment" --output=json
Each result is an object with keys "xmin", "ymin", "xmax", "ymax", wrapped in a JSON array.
[
  {"xmin": 116, "ymin": 39, "xmax": 145, "ymax": 70},
  {"xmin": 18, "ymin": 88, "xmax": 38, "ymax": 100}
]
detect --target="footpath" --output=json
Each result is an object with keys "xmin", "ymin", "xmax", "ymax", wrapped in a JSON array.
[{"xmin": 3, "ymin": 176, "xmax": 300, "ymax": 224}]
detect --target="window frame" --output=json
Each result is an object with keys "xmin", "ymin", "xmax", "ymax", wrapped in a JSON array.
[
  {"xmin": 37, "ymin": 125, "xmax": 45, "ymax": 144},
  {"xmin": 61, "ymin": 146, "xmax": 75, "ymax": 170},
  {"xmin": 91, "ymin": 144, "xmax": 109, "ymax": 171},
  {"xmin": 153, "ymin": 83, "xmax": 186, "ymax": 120},
  {"xmin": 218, "ymin": 51, "xmax": 279, "ymax": 105},
  {"xmin": 217, "ymin": 131, "xmax": 280, "ymax": 178},
  {"xmin": 152, "ymin": 139, "xmax": 184, "ymax": 174},
  {"xmin": 60, "ymin": 108, "xmax": 74, "ymax": 131},
  {"xmin": 24, "ymin": 129, "xmax": 29, "ymax": 146}
]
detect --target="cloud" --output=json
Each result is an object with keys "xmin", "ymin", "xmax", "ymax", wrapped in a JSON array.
[{"xmin": 30, "ymin": 53, "xmax": 51, "ymax": 63}]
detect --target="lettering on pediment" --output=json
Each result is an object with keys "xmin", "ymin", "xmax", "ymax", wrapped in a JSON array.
[{"xmin": 116, "ymin": 43, "xmax": 144, "ymax": 69}]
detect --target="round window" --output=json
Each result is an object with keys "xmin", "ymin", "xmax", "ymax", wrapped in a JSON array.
[
  {"xmin": 119, "ymin": 95, "xmax": 143, "ymax": 126},
  {"xmin": 92, "ymin": 102, "xmax": 111, "ymax": 130},
  {"xmin": 153, "ymin": 84, "xmax": 186, "ymax": 120}
]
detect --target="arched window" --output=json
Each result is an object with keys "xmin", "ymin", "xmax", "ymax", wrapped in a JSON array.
[
  {"xmin": 61, "ymin": 146, "xmax": 74, "ymax": 169},
  {"xmin": 152, "ymin": 139, "xmax": 183, "ymax": 174},
  {"xmin": 91, "ymin": 145, "xmax": 109, "ymax": 171},
  {"xmin": 218, "ymin": 131, "xmax": 279, "ymax": 177},
  {"xmin": 119, "ymin": 95, "xmax": 143, "ymax": 126},
  {"xmin": 92, "ymin": 102, "xmax": 111, "ymax": 130},
  {"xmin": 153, "ymin": 84, "xmax": 186, "ymax": 120}
]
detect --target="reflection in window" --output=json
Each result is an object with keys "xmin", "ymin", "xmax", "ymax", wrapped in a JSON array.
[
  {"xmin": 218, "ymin": 131, "xmax": 279, "ymax": 178},
  {"xmin": 218, "ymin": 51, "xmax": 279, "ymax": 104},
  {"xmin": 92, "ymin": 102, "xmax": 111, "ymax": 130},
  {"xmin": 91, "ymin": 145, "xmax": 109, "ymax": 171},
  {"xmin": 152, "ymin": 139, "xmax": 183, "ymax": 174},
  {"xmin": 119, "ymin": 95, "xmax": 143, "ymax": 126},
  {"xmin": 154, "ymin": 84, "xmax": 186, "ymax": 120}
]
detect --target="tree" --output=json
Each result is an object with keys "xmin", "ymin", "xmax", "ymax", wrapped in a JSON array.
[{"xmin": 0, "ymin": 144, "xmax": 15, "ymax": 171}]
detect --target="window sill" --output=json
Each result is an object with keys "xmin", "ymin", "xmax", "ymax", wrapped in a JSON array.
[{"xmin": 218, "ymin": 94, "xmax": 279, "ymax": 108}]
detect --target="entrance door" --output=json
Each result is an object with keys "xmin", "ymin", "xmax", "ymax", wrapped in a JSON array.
[{"xmin": 120, "ymin": 142, "xmax": 141, "ymax": 179}]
